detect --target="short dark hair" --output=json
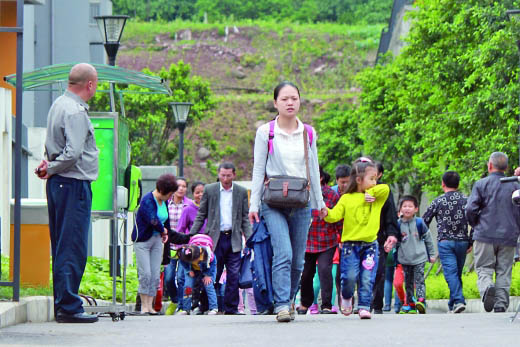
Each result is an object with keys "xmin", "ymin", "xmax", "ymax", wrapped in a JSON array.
[
  {"xmin": 319, "ymin": 166, "xmax": 331, "ymax": 185},
  {"xmin": 178, "ymin": 245, "xmax": 201, "ymax": 263},
  {"xmin": 273, "ymin": 81, "xmax": 300, "ymax": 100},
  {"xmin": 335, "ymin": 164, "xmax": 351, "ymax": 179},
  {"xmin": 399, "ymin": 195, "xmax": 419, "ymax": 210},
  {"xmin": 376, "ymin": 162, "xmax": 384, "ymax": 175},
  {"xmin": 191, "ymin": 181, "xmax": 205, "ymax": 194},
  {"xmin": 442, "ymin": 171, "xmax": 460, "ymax": 189},
  {"xmin": 218, "ymin": 162, "xmax": 236, "ymax": 173},
  {"xmin": 156, "ymin": 173, "xmax": 178, "ymax": 195}
]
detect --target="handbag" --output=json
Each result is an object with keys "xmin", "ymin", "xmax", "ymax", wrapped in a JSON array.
[{"xmin": 262, "ymin": 126, "xmax": 311, "ymax": 208}]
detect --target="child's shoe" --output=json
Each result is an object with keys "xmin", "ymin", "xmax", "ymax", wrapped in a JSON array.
[
  {"xmin": 290, "ymin": 303, "xmax": 296, "ymax": 321},
  {"xmin": 358, "ymin": 309, "xmax": 371, "ymax": 319},
  {"xmin": 207, "ymin": 309, "xmax": 218, "ymax": 315},
  {"xmin": 340, "ymin": 297, "xmax": 353, "ymax": 316},
  {"xmin": 165, "ymin": 303, "xmax": 177, "ymax": 315},
  {"xmin": 383, "ymin": 304, "xmax": 391, "ymax": 312},
  {"xmin": 309, "ymin": 303, "xmax": 319, "ymax": 315},
  {"xmin": 399, "ymin": 305, "xmax": 417, "ymax": 314},
  {"xmin": 276, "ymin": 310, "xmax": 291, "ymax": 323},
  {"xmin": 192, "ymin": 307, "xmax": 202, "ymax": 315},
  {"xmin": 416, "ymin": 299, "xmax": 426, "ymax": 314},
  {"xmin": 331, "ymin": 305, "xmax": 339, "ymax": 314},
  {"xmin": 176, "ymin": 309, "xmax": 188, "ymax": 315}
]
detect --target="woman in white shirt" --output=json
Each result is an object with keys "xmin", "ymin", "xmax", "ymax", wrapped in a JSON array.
[{"xmin": 249, "ymin": 82, "xmax": 326, "ymax": 322}]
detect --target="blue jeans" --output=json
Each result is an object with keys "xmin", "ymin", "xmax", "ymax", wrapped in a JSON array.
[
  {"xmin": 164, "ymin": 257, "xmax": 179, "ymax": 304},
  {"xmin": 438, "ymin": 240, "xmax": 468, "ymax": 310},
  {"xmin": 340, "ymin": 241, "xmax": 379, "ymax": 311},
  {"xmin": 384, "ymin": 265, "xmax": 400, "ymax": 308},
  {"xmin": 261, "ymin": 202, "xmax": 311, "ymax": 313},
  {"xmin": 179, "ymin": 261, "xmax": 218, "ymax": 311}
]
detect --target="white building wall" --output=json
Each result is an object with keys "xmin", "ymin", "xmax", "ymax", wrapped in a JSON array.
[{"xmin": 1, "ymin": 88, "xmax": 13, "ymax": 256}]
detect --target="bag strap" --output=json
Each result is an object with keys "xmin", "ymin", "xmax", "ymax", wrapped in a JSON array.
[{"xmin": 265, "ymin": 119, "xmax": 311, "ymax": 184}]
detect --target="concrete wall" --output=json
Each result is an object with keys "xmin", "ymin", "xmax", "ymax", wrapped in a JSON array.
[{"xmin": 388, "ymin": 4, "xmax": 416, "ymax": 58}]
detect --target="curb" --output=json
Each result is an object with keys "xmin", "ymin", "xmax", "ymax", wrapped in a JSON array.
[
  {"xmin": 0, "ymin": 296, "xmax": 135, "ymax": 329},
  {"xmin": 426, "ymin": 296, "xmax": 520, "ymax": 314}
]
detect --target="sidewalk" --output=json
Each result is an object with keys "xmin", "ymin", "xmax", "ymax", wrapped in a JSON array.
[
  {"xmin": 1, "ymin": 296, "xmax": 519, "ymax": 329},
  {"xmin": 0, "ymin": 296, "xmax": 135, "ymax": 329}
]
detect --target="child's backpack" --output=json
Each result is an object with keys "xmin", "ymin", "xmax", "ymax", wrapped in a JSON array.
[
  {"xmin": 395, "ymin": 217, "xmax": 430, "ymax": 263},
  {"xmin": 188, "ymin": 234, "xmax": 215, "ymax": 262},
  {"xmin": 267, "ymin": 119, "xmax": 314, "ymax": 154}
]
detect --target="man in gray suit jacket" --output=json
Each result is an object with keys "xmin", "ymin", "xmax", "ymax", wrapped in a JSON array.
[{"xmin": 190, "ymin": 162, "xmax": 252, "ymax": 314}]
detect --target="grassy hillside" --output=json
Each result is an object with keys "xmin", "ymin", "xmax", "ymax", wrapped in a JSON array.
[{"xmin": 117, "ymin": 20, "xmax": 382, "ymax": 182}]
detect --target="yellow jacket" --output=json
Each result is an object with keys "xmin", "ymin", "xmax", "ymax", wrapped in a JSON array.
[{"xmin": 324, "ymin": 184, "xmax": 389, "ymax": 243}]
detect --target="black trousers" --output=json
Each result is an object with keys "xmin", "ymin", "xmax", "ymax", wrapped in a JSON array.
[
  {"xmin": 47, "ymin": 175, "xmax": 92, "ymax": 315},
  {"xmin": 214, "ymin": 233, "xmax": 241, "ymax": 313},
  {"xmin": 371, "ymin": 245, "xmax": 387, "ymax": 310},
  {"xmin": 300, "ymin": 246, "xmax": 336, "ymax": 309}
]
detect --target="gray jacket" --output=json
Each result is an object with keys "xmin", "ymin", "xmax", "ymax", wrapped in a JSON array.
[
  {"xmin": 190, "ymin": 182, "xmax": 252, "ymax": 253},
  {"xmin": 397, "ymin": 217, "xmax": 435, "ymax": 266},
  {"xmin": 466, "ymin": 172, "xmax": 520, "ymax": 247},
  {"xmin": 45, "ymin": 90, "xmax": 99, "ymax": 181}
]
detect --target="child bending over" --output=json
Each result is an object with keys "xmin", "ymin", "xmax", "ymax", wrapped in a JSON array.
[{"xmin": 178, "ymin": 241, "xmax": 218, "ymax": 315}]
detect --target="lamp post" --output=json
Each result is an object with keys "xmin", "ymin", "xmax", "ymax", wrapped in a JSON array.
[
  {"xmin": 507, "ymin": 9, "xmax": 520, "ymax": 167},
  {"xmin": 169, "ymin": 102, "xmax": 193, "ymax": 177},
  {"xmin": 94, "ymin": 15, "xmax": 129, "ymax": 66}
]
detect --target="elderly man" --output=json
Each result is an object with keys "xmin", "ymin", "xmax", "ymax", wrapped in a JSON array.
[
  {"xmin": 466, "ymin": 152, "xmax": 520, "ymax": 313},
  {"xmin": 36, "ymin": 63, "xmax": 99, "ymax": 323}
]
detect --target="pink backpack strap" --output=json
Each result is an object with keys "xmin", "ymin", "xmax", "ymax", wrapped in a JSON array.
[
  {"xmin": 304, "ymin": 124, "xmax": 314, "ymax": 146},
  {"xmin": 268, "ymin": 120, "xmax": 275, "ymax": 154}
]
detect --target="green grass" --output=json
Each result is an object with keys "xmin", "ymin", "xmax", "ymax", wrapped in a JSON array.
[
  {"xmin": 0, "ymin": 255, "xmax": 139, "ymax": 303},
  {"xmin": 425, "ymin": 261, "xmax": 520, "ymax": 300},
  {"xmin": 122, "ymin": 19, "xmax": 384, "ymax": 51}
]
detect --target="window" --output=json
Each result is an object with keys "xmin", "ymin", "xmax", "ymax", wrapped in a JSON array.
[{"xmin": 89, "ymin": 2, "xmax": 100, "ymax": 24}]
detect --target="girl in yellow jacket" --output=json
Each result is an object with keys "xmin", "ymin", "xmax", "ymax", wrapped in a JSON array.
[{"xmin": 323, "ymin": 160, "xmax": 389, "ymax": 319}]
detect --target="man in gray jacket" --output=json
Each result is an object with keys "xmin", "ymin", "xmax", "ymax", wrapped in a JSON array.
[
  {"xmin": 190, "ymin": 162, "xmax": 252, "ymax": 314},
  {"xmin": 35, "ymin": 63, "xmax": 99, "ymax": 323},
  {"xmin": 466, "ymin": 152, "xmax": 520, "ymax": 312}
]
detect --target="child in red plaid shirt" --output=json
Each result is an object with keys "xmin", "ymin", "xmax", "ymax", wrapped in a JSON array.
[{"xmin": 298, "ymin": 167, "xmax": 342, "ymax": 314}]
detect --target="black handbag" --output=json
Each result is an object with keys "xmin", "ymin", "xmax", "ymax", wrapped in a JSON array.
[{"xmin": 262, "ymin": 127, "xmax": 311, "ymax": 208}]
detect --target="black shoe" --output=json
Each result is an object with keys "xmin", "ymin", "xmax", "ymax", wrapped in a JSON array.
[
  {"xmin": 56, "ymin": 312, "xmax": 99, "ymax": 323},
  {"xmin": 296, "ymin": 307, "xmax": 308, "ymax": 315},
  {"xmin": 320, "ymin": 308, "xmax": 337, "ymax": 314},
  {"xmin": 373, "ymin": 309, "xmax": 383, "ymax": 314},
  {"xmin": 494, "ymin": 307, "xmax": 506, "ymax": 313},
  {"xmin": 224, "ymin": 311, "xmax": 245, "ymax": 315},
  {"xmin": 482, "ymin": 285, "xmax": 496, "ymax": 313},
  {"xmin": 257, "ymin": 309, "xmax": 274, "ymax": 315}
]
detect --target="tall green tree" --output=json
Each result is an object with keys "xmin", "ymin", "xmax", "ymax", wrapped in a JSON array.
[
  {"xmin": 318, "ymin": 0, "xmax": 520, "ymax": 197},
  {"xmin": 90, "ymin": 61, "xmax": 215, "ymax": 165}
]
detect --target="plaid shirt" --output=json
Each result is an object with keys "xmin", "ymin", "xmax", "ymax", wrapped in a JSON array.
[
  {"xmin": 168, "ymin": 196, "xmax": 191, "ymax": 250},
  {"xmin": 306, "ymin": 185, "xmax": 342, "ymax": 253}
]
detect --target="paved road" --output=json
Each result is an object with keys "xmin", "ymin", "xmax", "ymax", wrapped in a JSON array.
[{"xmin": 0, "ymin": 312, "xmax": 518, "ymax": 346}]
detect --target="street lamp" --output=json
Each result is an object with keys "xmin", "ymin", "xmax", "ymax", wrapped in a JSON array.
[
  {"xmin": 169, "ymin": 102, "xmax": 193, "ymax": 177},
  {"xmin": 507, "ymin": 9, "xmax": 520, "ymax": 167},
  {"xmin": 94, "ymin": 15, "xmax": 129, "ymax": 66}
]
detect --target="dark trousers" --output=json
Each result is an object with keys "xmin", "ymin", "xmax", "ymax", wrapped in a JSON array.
[
  {"xmin": 371, "ymin": 245, "xmax": 387, "ymax": 310},
  {"xmin": 47, "ymin": 175, "xmax": 92, "ymax": 315},
  {"xmin": 300, "ymin": 246, "xmax": 336, "ymax": 309},
  {"xmin": 214, "ymin": 233, "xmax": 241, "ymax": 313}
]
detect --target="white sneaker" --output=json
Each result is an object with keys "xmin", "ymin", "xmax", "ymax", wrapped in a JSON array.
[
  {"xmin": 207, "ymin": 309, "xmax": 218, "ymax": 315},
  {"xmin": 176, "ymin": 310, "xmax": 188, "ymax": 315},
  {"xmin": 453, "ymin": 303, "xmax": 466, "ymax": 314}
]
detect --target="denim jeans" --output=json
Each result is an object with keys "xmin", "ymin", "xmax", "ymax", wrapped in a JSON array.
[
  {"xmin": 438, "ymin": 240, "xmax": 468, "ymax": 310},
  {"xmin": 261, "ymin": 202, "xmax": 311, "ymax": 313},
  {"xmin": 179, "ymin": 261, "xmax": 218, "ymax": 311},
  {"xmin": 384, "ymin": 265, "xmax": 400, "ymax": 308},
  {"xmin": 164, "ymin": 257, "xmax": 178, "ymax": 304},
  {"xmin": 340, "ymin": 241, "xmax": 379, "ymax": 311}
]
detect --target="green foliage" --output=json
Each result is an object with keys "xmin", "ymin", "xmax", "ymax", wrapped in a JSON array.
[
  {"xmin": 113, "ymin": 0, "xmax": 393, "ymax": 25},
  {"xmin": 319, "ymin": 0, "xmax": 520, "ymax": 196},
  {"xmin": 0, "ymin": 255, "xmax": 139, "ymax": 302},
  {"xmin": 90, "ymin": 61, "xmax": 215, "ymax": 166}
]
